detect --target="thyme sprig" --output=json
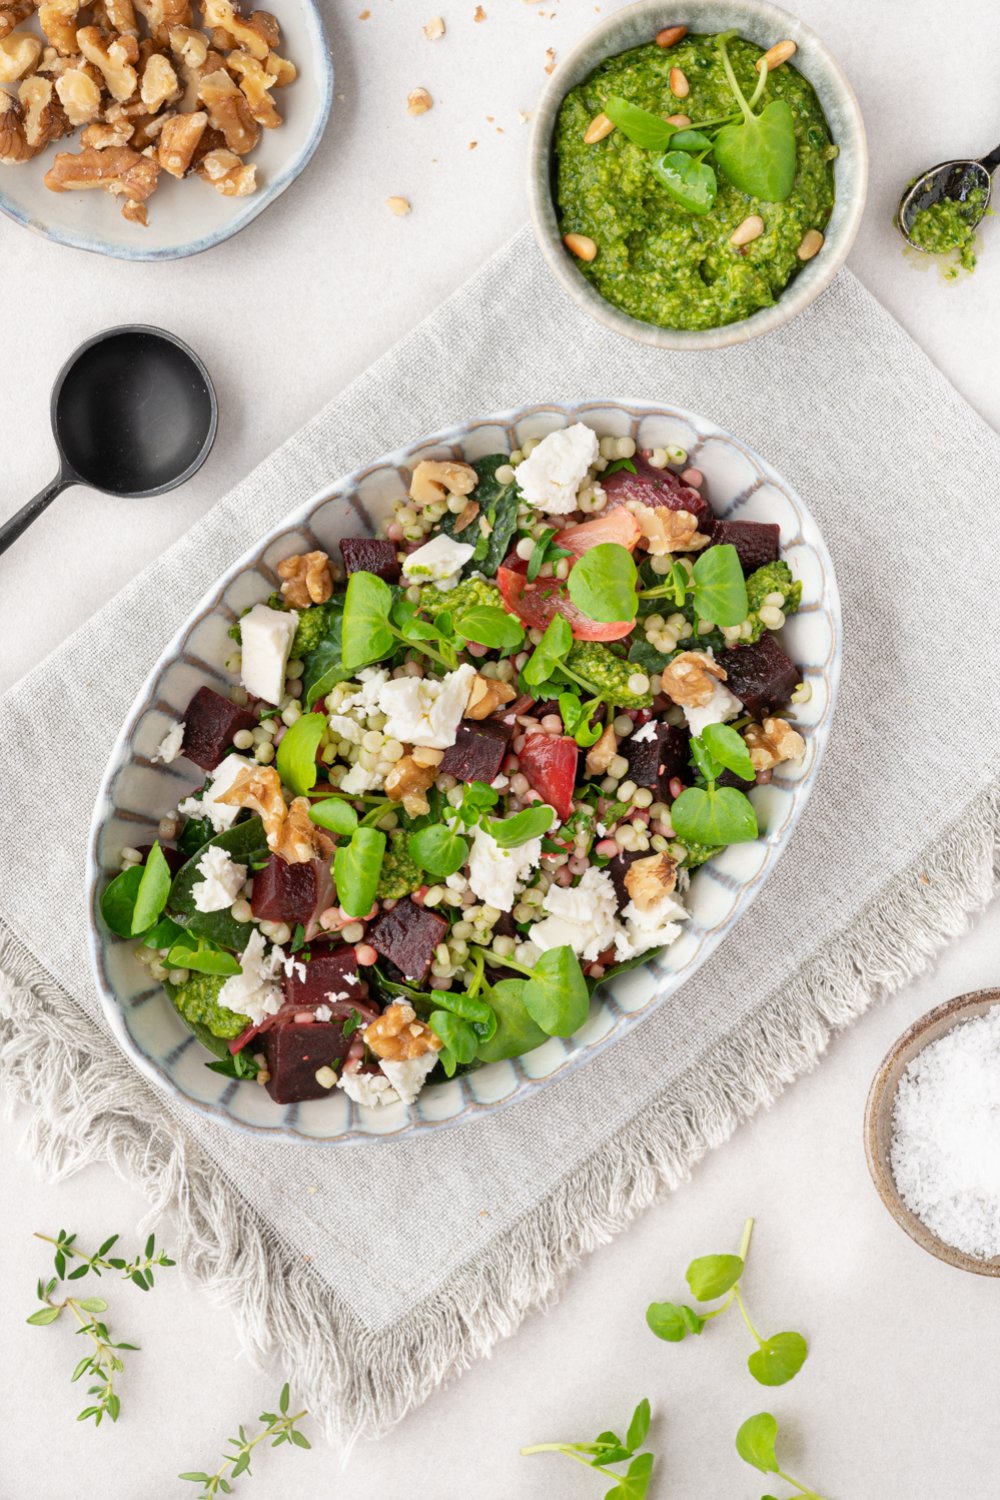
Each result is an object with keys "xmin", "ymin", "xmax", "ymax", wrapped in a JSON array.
[
  {"xmin": 35, "ymin": 1227, "xmax": 176, "ymax": 1291},
  {"xmin": 27, "ymin": 1278, "xmax": 138, "ymax": 1426},
  {"xmin": 180, "ymin": 1384, "xmax": 312, "ymax": 1496}
]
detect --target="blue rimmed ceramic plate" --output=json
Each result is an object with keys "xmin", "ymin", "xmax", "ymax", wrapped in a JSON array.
[
  {"xmin": 0, "ymin": 0, "xmax": 332, "ymax": 261},
  {"xmin": 87, "ymin": 400, "xmax": 841, "ymax": 1143}
]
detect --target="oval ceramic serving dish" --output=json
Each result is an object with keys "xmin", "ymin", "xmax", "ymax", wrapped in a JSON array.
[
  {"xmin": 0, "ymin": 0, "xmax": 332, "ymax": 261},
  {"xmin": 87, "ymin": 400, "xmax": 841, "ymax": 1143}
]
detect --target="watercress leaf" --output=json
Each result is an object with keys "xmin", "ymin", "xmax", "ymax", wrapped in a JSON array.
[
  {"xmin": 671, "ymin": 785, "xmax": 758, "ymax": 847},
  {"xmin": 686, "ymin": 1253, "xmax": 744, "ymax": 1301},
  {"xmin": 747, "ymin": 1331, "xmax": 808, "ymax": 1387},
  {"xmin": 690, "ymin": 543, "xmax": 748, "ymax": 627},
  {"xmin": 619, "ymin": 1451, "xmax": 655, "ymax": 1500},
  {"xmin": 701, "ymin": 722, "xmax": 755, "ymax": 782},
  {"xmin": 689, "ymin": 734, "xmax": 724, "ymax": 784},
  {"xmin": 668, "ymin": 128, "xmax": 715, "ymax": 152},
  {"xmin": 141, "ymin": 915, "xmax": 185, "ymax": 950},
  {"xmin": 523, "ymin": 612, "xmax": 573, "ymax": 686},
  {"xmin": 649, "ymin": 149, "xmax": 718, "ymax": 215},
  {"xmin": 407, "ymin": 824, "xmax": 469, "ymax": 878},
  {"xmin": 275, "ymin": 712, "xmax": 326, "ymax": 797},
  {"xmin": 454, "ymin": 604, "xmax": 524, "ymax": 651},
  {"xmin": 342, "ymin": 570, "xmax": 395, "ymax": 672},
  {"xmin": 206, "ymin": 1051, "xmax": 260, "ymax": 1081},
  {"xmin": 309, "ymin": 797, "xmax": 359, "ymax": 836},
  {"xmin": 735, "ymin": 1412, "xmax": 780, "ymax": 1475},
  {"xmin": 626, "ymin": 1398, "xmax": 651, "ymax": 1453},
  {"xmin": 523, "ymin": 946, "xmax": 589, "ymax": 1036},
  {"xmin": 475, "ymin": 978, "xmax": 548, "ymax": 1062},
  {"xmin": 488, "ymin": 805, "xmax": 554, "ymax": 848},
  {"xmin": 428, "ymin": 1009, "xmax": 479, "ymax": 1064},
  {"xmin": 300, "ymin": 596, "xmax": 348, "ymax": 707},
  {"xmin": 558, "ymin": 692, "xmax": 583, "ymax": 733},
  {"xmin": 166, "ymin": 933, "xmax": 241, "ymax": 976},
  {"xmin": 430, "ymin": 988, "xmax": 494, "ymax": 1031},
  {"xmin": 713, "ymin": 98, "xmax": 797, "ymax": 201},
  {"xmin": 527, "ymin": 527, "xmax": 556, "ymax": 584},
  {"xmin": 169, "ymin": 818, "xmax": 271, "ymax": 949},
  {"xmin": 100, "ymin": 865, "xmax": 144, "ymax": 938},
  {"xmin": 645, "ymin": 1300, "xmax": 703, "ymax": 1341},
  {"xmin": 392, "ymin": 600, "xmax": 451, "ymax": 645},
  {"xmin": 566, "ymin": 543, "xmax": 638, "ymax": 624},
  {"xmin": 604, "ymin": 93, "xmax": 676, "ymax": 151},
  {"xmin": 129, "ymin": 842, "xmax": 172, "ymax": 936},
  {"xmin": 177, "ymin": 815, "xmax": 213, "ymax": 861},
  {"xmin": 457, "ymin": 781, "xmax": 500, "ymax": 822},
  {"xmin": 333, "ymin": 826, "xmax": 386, "ymax": 917}
]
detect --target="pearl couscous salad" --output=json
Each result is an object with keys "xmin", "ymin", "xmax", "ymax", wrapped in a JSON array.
[{"xmin": 101, "ymin": 422, "xmax": 809, "ymax": 1109}]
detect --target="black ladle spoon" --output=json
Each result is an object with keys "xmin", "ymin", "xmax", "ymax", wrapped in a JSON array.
[{"xmin": 0, "ymin": 325, "xmax": 217, "ymax": 557}]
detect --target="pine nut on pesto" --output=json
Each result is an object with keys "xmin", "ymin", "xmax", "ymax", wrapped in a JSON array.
[{"xmin": 554, "ymin": 33, "xmax": 836, "ymax": 331}]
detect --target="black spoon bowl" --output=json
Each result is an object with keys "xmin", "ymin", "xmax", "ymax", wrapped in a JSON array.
[
  {"xmin": 896, "ymin": 143, "xmax": 1000, "ymax": 247},
  {"xmin": 0, "ymin": 325, "xmax": 217, "ymax": 557}
]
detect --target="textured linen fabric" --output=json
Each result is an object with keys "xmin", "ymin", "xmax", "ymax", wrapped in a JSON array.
[{"xmin": 2, "ymin": 229, "xmax": 999, "ymax": 1441}]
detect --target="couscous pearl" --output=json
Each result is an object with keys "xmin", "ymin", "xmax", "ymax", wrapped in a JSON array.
[
  {"xmin": 282, "ymin": 705, "xmax": 302, "ymax": 727},
  {"xmin": 541, "ymin": 714, "xmax": 562, "ymax": 734},
  {"xmin": 121, "ymin": 846, "xmax": 142, "ymax": 864},
  {"xmin": 355, "ymin": 943, "xmax": 377, "ymax": 966},
  {"xmin": 168, "ymin": 968, "xmax": 189, "ymax": 986},
  {"xmin": 231, "ymin": 899, "xmax": 253, "ymax": 923},
  {"xmin": 633, "ymin": 787, "xmax": 653, "ymax": 808},
  {"xmin": 314, "ymin": 1066, "xmax": 338, "ymax": 1090},
  {"xmin": 618, "ymin": 779, "xmax": 638, "ymax": 801},
  {"xmin": 608, "ymin": 754, "xmax": 629, "ymax": 779},
  {"xmin": 255, "ymin": 743, "xmax": 276, "ymax": 765},
  {"xmin": 515, "ymin": 536, "xmax": 535, "ymax": 561},
  {"xmin": 613, "ymin": 715, "xmax": 633, "ymax": 737},
  {"xmin": 424, "ymin": 886, "xmax": 444, "ymax": 906},
  {"xmin": 759, "ymin": 605, "xmax": 786, "ymax": 630},
  {"xmin": 233, "ymin": 729, "xmax": 255, "ymax": 750},
  {"xmin": 231, "ymin": 686, "xmax": 249, "ymax": 706},
  {"xmin": 341, "ymin": 922, "xmax": 364, "ymax": 943},
  {"xmin": 667, "ymin": 446, "xmax": 687, "ymax": 464},
  {"xmin": 383, "ymin": 740, "xmax": 405, "ymax": 762}
]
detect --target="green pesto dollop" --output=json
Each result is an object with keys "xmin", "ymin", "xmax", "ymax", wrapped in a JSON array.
[
  {"xmin": 746, "ymin": 559, "xmax": 802, "ymax": 615},
  {"xmin": 909, "ymin": 188, "xmax": 985, "ymax": 275},
  {"xmin": 171, "ymin": 972, "xmax": 249, "ymax": 1040},
  {"xmin": 555, "ymin": 34, "xmax": 836, "ymax": 330},
  {"xmin": 292, "ymin": 599, "xmax": 338, "ymax": 658},
  {"xmin": 377, "ymin": 830, "xmax": 424, "ymax": 900},
  {"xmin": 419, "ymin": 575, "xmax": 503, "ymax": 619},
  {"xmin": 567, "ymin": 641, "xmax": 654, "ymax": 707}
]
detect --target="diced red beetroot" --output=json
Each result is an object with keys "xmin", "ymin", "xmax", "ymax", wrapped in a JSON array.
[
  {"xmin": 439, "ymin": 719, "xmax": 514, "ymax": 783},
  {"xmin": 720, "ymin": 634, "xmax": 799, "ymax": 718},
  {"xmin": 251, "ymin": 855, "xmax": 320, "ymax": 925},
  {"xmin": 710, "ymin": 520, "xmax": 780, "ymax": 574},
  {"xmin": 497, "ymin": 560, "xmax": 635, "ymax": 643},
  {"xmin": 283, "ymin": 947, "xmax": 360, "ymax": 1007},
  {"xmin": 518, "ymin": 733, "xmax": 578, "ymax": 822},
  {"xmin": 602, "ymin": 456, "xmax": 713, "ymax": 529},
  {"xmin": 180, "ymin": 687, "xmax": 257, "ymax": 772},
  {"xmin": 606, "ymin": 849, "xmax": 644, "ymax": 909},
  {"xmin": 263, "ymin": 1020, "xmax": 352, "ymax": 1104},
  {"xmin": 367, "ymin": 898, "xmax": 447, "ymax": 984},
  {"xmin": 339, "ymin": 537, "xmax": 401, "ymax": 583},
  {"xmin": 624, "ymin": 724, "xmax": 690, "ymax": 797},
  {"xmin": 136, "ymin": 843, "xmax": 186, "ymax": 877}
]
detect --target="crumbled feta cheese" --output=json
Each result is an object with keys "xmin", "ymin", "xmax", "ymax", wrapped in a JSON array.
[
  {"xmin": 239, "ymin": 603, "xmax": 300, "ymax": 706},
  {"xmin": 380, "ymin": 1051, "xmax": 439, "ymax": 1105},
  {"xmin": 177, "ymin": 753, "xmax": 254, "ymax": 833},
  {"xmin": 401, "ymin": 533, "xmax": 475, "ymax": 589},
  {"xmin": 192, "ymin": 845, "xmax": 247, "ymax": 913},
  {"xmin": 683, "ymin": 679, "xmax": 743, "ymax": 738},
  {"xmin": 338, "ymin": 668, "xmax": 391, "ymax": 716},
  {"xmin": 315, "ymin": 1003, "xmax": 332, "ymax": 1022},
  {"xmin": 632, "ymin": 720, "xmax": 657, "ymax": 743},
  {"xmin": 491, "ymin": 773, "xmax": 510, "ymax": 790},
  {"xmin": 276, "ymin": 947, "xmax": 307, "ymax": 984},
  {"xmin": 467, "ymin": 826, "xmax": 542, "ymax": 912},
  {"xmin": 328, "ymin": 713, "xmax": 363, "ymax": 744},
  {"xmin": 516, "ymin": 423, "xmax": 600, "ymax": 514},
  {"xmin": 152, "ymin": 721, "xmax": 185, "ymax": 764},
  {"xmin": 614, "ymin": 889, "xmax": 689, "ymax": 962},
  {"xmin": 340, "ymin": 761, "xmax": 383, "ymax": 795},
  {"xmin": 377, "ymin": 663, "xmax": 476, "ymax": 750},
  {"xmin": 337, "ymin": 1065, "xmax": 400, "ymax": 1107},
  {"xmin": 217, "ymin": 929, "xmax": 284, "ymax": 1025},
  {"xmin": 528, "ymin": 867, "xmax": 618, "ymax": 961}
]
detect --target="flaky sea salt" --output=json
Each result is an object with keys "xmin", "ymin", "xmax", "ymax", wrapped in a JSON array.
[{"xmin": 890, "ymin": 1006, "xmax": 1000, "ymax": 1259}]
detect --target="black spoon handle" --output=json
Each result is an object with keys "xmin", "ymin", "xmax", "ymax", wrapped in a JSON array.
[
  {"xmin": 980, "ymin": 142, "xmax": 1000, "ymax": 174},
  {"xmin": 0, "ymin": 474, "xmax": 71, "ymax": 558}
]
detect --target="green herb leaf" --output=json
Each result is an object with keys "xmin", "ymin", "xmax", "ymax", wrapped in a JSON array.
[
  {"xmin": 169, "ymin": 818, "xmax": 270, "ymax": 950},
  {"xmin": 645, "ymin": 1301, "xmax": 705, "ymax": 1341},
  {"xmin": 650, "ymin": 149, "xmax": 718, "ymax": 214},
  {"xmin": 454, "ymin": 604, "xmax": 525, "ymax": 650},
  {"xmin": 308, "ymin": 797, "xmax": 359, "ymax": 836},
  {"xmin": 522, "ymin": 946, "xmax": 589, "ymax": 1036},
  {"xmin": 27, "ymin": 1305, "xmax": 62, "ymax": 1325},
  {"xmin": 700, "ymin": 722, "xmax": 755, "ymax": 782},
  {"xmin": 690, "ymin": 543, "xmax": 748, "ymax": 627},
  {"xmin": 429, "ymin": 1009, "xmax": 479, "ymax": 1064},
  {"xmin": 604, "ymin": 93, "xmax": 676, "ymax": 150},
  {"xmin": 566, "ymin": 543, "xmax": 638, "ymax": 624},
  {"xmin": 523, "ymin": 612, "xmax": 573, "ymax": 686},
  {"xmin": 670, "ymin": 784, "xmax": 758, "ymax": 847},
  {"xmin": 625, "ymin": 1398, "xmax": 651, "ymax": 1454},
  {"xmin": 714, "ymin": 97, "xmax": 796, "ymax": 199},
  {"xmin": 100, "ymin": 865, "xmax": 144, "ymax": 938},
  {"xmin": 488, "ymin": 805, "xmax": 554, "ymax": 848},
  {"xmin": 747, "ymin": 1330, "xmax": 808, "ymax": 1386},
  {"xmin": 735, "ymin": 1412, "xmax": 780, "ymax": 1475},
  {"xmin": 300, "ymin": 597, "xmax": 349, "ymax": 707},
  {"xmin": 276, "ymin": 713, "xmax": 326, "ymax": 797},
  {"xmin": 334, "ymin": 827, "xmax": 386, "ymax": 918},
  {"xmin": 166, "ymin": 933, "xmax": 241, "ymax": 977},
  {"xmin": 342, "ymin": 570, "xmax": 395, "ymax": 672},
  {"xmin": 206, "ymin": 1050, "xmax": 260, "ymax": 1081},
  {"xmin": 602, "ymin": 457, "xmax": 637, "ymax": 477},
  {"xmin": 407, "ymin": 824, "xmax": 469, "ymax": 878},
  {"xmin": 668, "ymin": 128, "xmax": 715, "ymax": 152},
  {"xmin": 475, "ymin": 978, "xmax": 547, "ymax": 1062},
  {"xmin": 131, "ymin": 843, "xmax": 172, "ymax": 936},
  {"xmin": 686, "ymin": 1253, "xmax": 744, "ymax": 1301},
  {"xmin": 141, "ymin": 915, "xmax": 185, "ymax": 951},
  {"xmin": 615, "ymin": 1451, "xmax": 654, "ymax": 1500}
]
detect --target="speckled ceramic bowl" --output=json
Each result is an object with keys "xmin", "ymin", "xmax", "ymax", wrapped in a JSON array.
[
  {"xmin": 864, "ymin": 989, "xmax": 1000, "ymax": 1277},
  {"xmin": 88, "ymin": 399, "xmax": 841, "ymax": 1143},
  {"xmin": 0, "ymin": 0, "xmax": 332, "ymax": 261},
  {"xmin": 528, "ymin": 0, "xmax": 868, "ymax": 350}
]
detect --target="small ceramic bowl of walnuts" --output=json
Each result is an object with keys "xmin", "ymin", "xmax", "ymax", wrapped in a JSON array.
[{"xmin": 0, "ymin": 0, "xmax": 331, "ymax": 259}]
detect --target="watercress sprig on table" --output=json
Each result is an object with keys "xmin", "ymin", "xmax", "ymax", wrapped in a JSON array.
[
  {"xmin": 34, "ymin": 1228, "xmax": 176, "ymax": 1290},
  {"xmin": 27, "ymin": 1280, "xmax": 139, "ymax": 1426},
  {"xmin": 645, "ymin": 1217, "xmax": 808, "ymax": 1386},
  {"xmin": 180, "ymin": 1383, "xmax": 311, "ymax": 1497},
  {"xmin": 737, "ymin": 1412, "xmax": 829, "ymax": 1499},
  {"xmin": 520, "ymin": 1397, "xmax": 656, "ymax": 1500}
]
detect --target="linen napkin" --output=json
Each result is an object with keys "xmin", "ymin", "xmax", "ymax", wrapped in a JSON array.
[{"xmin": 2, "ymin": 228, "xmax": 999, "ymax": 1448}]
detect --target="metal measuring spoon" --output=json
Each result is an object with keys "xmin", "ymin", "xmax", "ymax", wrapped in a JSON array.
[
  {"xmin": 896, "ymin": 144, "xmax": 1000, "ymax": 247},
  {"xmin": 0, "ymin": 324, "xmax": 217, "ymax": 557}
]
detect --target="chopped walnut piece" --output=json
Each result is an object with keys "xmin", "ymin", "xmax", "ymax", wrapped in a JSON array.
[
  {"xmin": 195, "ymin": 143, "xmax": 254, "ymax": 193},
  {"xmin": 0, "ymin": 0, "xmax": 34, "ymax": 43},
  {"xmin": 226, "ymin": 47, "xmax": 279, "ymax": 126},
  {"xmin": 263, "ymin": 48, "xmax": 294, "ymax": 85},
  {"xmin": 365, "ymin": 1002, "xmax": 442, "ymax": 1061},
  {"xmin": 216, "ymin": 764, "xmax": 287, "ymax": 849},
  {"xmin": 409, "ymin": 458, "xmax": 477, "ymax": 506},
  {"xmin": 133, "ymin": 0, "xmax": 192, "ymax": 35},
  {"xmin": 55, "ymin": 66, "xmax": 103, "ymax": 125},
  {"xmin": 276, "ymin": 550, "xmax": 333, "ymax": 609},
  {"xmin": 464, "ymin": 674, "xmax": 516, "ymax": 720},
  {"xmin": 0, "ymin": 31, "xmax": 43, "ymax": 82},
  {"xmin": 99, "ymin": 0, "xmax": 140, "ymax": 36},
  {"xmin": 385, "ymin": 194, "xmax": 410, "ymax": 216},
  {"xmin": 406, "ymin": 85, "xmax": 431, "ymax": 116},
  {"xmin": 81, "ymin": 115, "xmax": 135, "ymax": 148},
  {"xmin": 130, "ymin": 104, "xmax": 173, "ymax": 146},
  {"xmin": 76, "ymin": 26, "xmax": 139, "ymax": 101},
  {"xmin": 384, "ymin": 755, "xmax": 436, "ymax": 817},
  {"xmin": 273, "ymin": 795, "xmax": 334, "ymax": 863},
  {"xmin": 452, "ymin": 499, "xmax": 479, "ymax": 534},
  {"xmin": 638, "ymin": 505, "xmax": 711, "ymax": 556},
  {"xmin": 201, "ymin": 0, "xmax": 271, "ymax": 58},
  {"xmin": 585, "ymin": 723, "xmax": 617, "ymax": 777},
  {"xmin": 624, "ymin": 852, "xmax": 678, "ymax": 912},
  {"xmin": 197, "ymin": 66, "xmax": 258, "ymax": 151},
  {"xmin": 659, "ymin": 650, "xmax": 727, "ymax": 708},
  {"xmin": 121, "ymin": 197, "xmax": 148, "ymax": 223},
  {"xmin": 38, "ymin": 0, "xmax": 80, "ymax": 55},
  {"xmin": 0, "ymin": 88, "xmax": 31, "ymax": 159},
  {"xmin": 44, "ymin": 145, "xmax": 159, "ymax": 218},
  {"xmin": 742, "ymin": 717, "xmax": 806, "ymax": 772},
  {"xmin": 19, "ymin": 75, "xmax": 70, "ymax": 148},
  {"xmin": 140, "ymin": 50, "xmax": 179, "ymax": 107},
  {"xmin": 423, "ymin": 14, "xmax": 444, "ymax": 39},
  {"xmin": 167, "ymin": 22, "xmax": 207, "ymax": 66},
  {"xmin": 156, "ymin": 104, "xmax": 204, "ymax": 172}
]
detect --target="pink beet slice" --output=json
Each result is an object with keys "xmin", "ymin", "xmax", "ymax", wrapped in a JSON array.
[
  {"xmin": 438, "ymin": 719, "xmax": 514, "ymax": 784},
  {"xmin": 339, "ymin": 537, "xmax": 401, "ymax": 583},
  {"xmin": 251, "ymin": 855, "xmax": 321, "ymax": 924},
  {"xmin": 367, "ymin": 898, "xmax": 447, "ymax": 984},
  {"xmin": 181, "ymin": 687, "xmax": 256, "ymax": 772},
  {"xmin": 603, "ymin": 456, "xmax": 712, "ymax": 529},
  {"xmin": 263, "ymin": 1020, "xmax": 352, "ymax": 1104},
  {"xmin": 283, "ymin": 947, "xmax": 361, "ymax": 1007},
  {"xmin": 720, "ymin": 634, "xmax": 799, "ymax": 718},
  {"xmin": 624, "ymin": 723, "xmax": 690, "ymax": 797},
  {"xmin": 711, "ymin": 520, "xmax": 780, "ymax": 573},
  {"xmin": 518, "ymin": 733, "xmax": 578, "ymax": 821}
]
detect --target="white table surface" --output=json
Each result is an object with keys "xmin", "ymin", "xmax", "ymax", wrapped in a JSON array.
[{"xmin": 3, "ymin": 0, "xmax": 999, "ymax": 1494}]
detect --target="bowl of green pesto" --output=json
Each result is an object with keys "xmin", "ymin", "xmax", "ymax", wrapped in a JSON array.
[{"xmin": 529, "ymin": 0, "xmax": 867, "ymax": 349}]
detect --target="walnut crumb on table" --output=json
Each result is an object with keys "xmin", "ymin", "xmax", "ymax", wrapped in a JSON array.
[
  {"xmin": 423, "ymin": 14, "xmax": 444, "ymax": 39},
  {"xmin": 386, "ymin": 194, "xmax": 410, "ymax": 216},
  {"xmin": 406, "ymin": 85, "xmax": 432, "ymax": 115}
]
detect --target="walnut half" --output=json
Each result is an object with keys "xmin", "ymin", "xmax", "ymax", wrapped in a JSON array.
[
  {"xmin": 364, "ymin": 1002, "xmax": 443, "ymax": 1061},
  {"xmin": 384, "ymin": 755, "xmax": 436, "ymax": 817},
  {"xmin": 156, "ymin": 105, "xmax": 204, "ymax": 173},
  {"xmin": 624, "ymin": 852, "xmax": 678, "ymax": 912},
  {"xmin": 276, "ymin": 550, "xmax": 333, "ymax": 609},
  {"xmin": 464, "ymin": 674, "xmax": 516, "ymax": 720},
  {"xmin": 0, "ymin": 31, "xmax": 42, "ymax": 82},
  {"xmin": 659, "ymin": 651, "xmax": 728, "ymax": 709},
  {"xmin": 742, "ymin": 717, "xmax": 806, "ymax": 772},
  {"xmin": 43, "ymin": 145, "xmax": 160, "ymax": 222},
  {"xmin": 196, "ymin": 144, "xmax": 255, "ymax": 194}
]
